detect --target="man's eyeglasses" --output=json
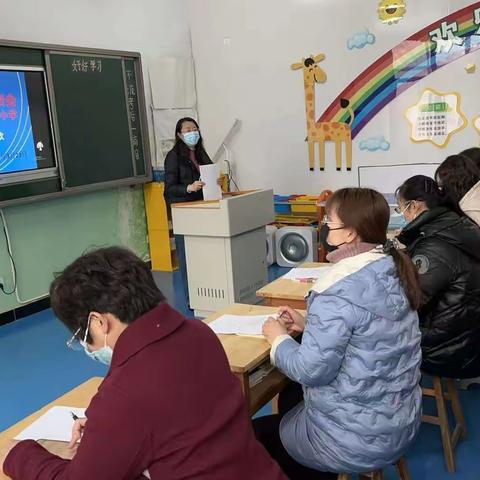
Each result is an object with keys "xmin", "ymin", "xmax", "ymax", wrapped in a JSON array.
[{"xmin": 66, "ymin": 316, "xmax": 92, "ymax": 351}]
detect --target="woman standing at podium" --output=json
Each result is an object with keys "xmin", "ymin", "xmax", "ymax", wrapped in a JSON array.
[{"xmin": 164, "ymin": 117, "xmax": 214, "ymax": 308}]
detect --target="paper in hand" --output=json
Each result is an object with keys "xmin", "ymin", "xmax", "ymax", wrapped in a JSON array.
[{"xmin": 199, "ymin": 164, "xmax": 222, "ymax": 201}]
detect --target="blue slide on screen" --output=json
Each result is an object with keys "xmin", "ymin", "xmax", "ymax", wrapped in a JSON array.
[
  {"xmin": 0, "ymin": 68, "xmax": 55, "ymax": 178},
  {"xmin": 0, "ymin": 71, "xmax": 37, "ymax": 173}
]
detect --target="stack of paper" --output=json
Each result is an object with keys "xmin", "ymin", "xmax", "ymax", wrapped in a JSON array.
[
  {"xmin": 283, "ymin": 266, "xmax": 330, "ymax": 281},
  {"xmin": 208, "ymin": 314, "xmax": 276, "ymax": 336}
]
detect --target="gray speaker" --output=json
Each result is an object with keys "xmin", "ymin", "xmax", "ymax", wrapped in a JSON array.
[
  {"xmin": 275, "ymin": 226, "xmax": 318, "ymax": 268},
  {"xmin": 266, "ymin": 225, "xmax": 277, "ymax": 266}
]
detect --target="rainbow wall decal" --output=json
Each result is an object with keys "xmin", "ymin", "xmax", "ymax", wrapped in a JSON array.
[{"xmin": 320, "ymin": 2, "xmax": 480, "ymax": 139}]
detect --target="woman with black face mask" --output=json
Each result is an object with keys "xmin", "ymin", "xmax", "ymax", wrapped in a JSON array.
[
  {"xmin": 254, "ymin": 188, "xmax": 422, "ymax": 479},
  {"xmin": 318, "ymin": 216, "xmax": 347, "ymax": 254}
]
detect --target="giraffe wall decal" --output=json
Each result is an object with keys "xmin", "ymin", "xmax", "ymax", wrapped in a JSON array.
[{"xmin": 291, "ymin": 54, "xmax": 355, "ymax": 172}]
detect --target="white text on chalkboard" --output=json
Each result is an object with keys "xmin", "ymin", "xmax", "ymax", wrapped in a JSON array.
[{"xmin": 71, "ymin": 59, "xmax": 103, "ymax": 73}]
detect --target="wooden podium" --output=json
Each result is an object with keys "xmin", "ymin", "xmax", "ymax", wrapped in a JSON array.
[{"xmin": 171, "ymin": 190, "xmax": 274, "ymax": 316}]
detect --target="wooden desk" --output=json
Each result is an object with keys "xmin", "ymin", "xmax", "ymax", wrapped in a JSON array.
[
  {"xmin": 204, "ymin": 303, "xmax": 303, "ymax": 415},
  {"xmin": 0, "ymin": 377, "xmax": 103, "ymax": 480},
  {"xmin": 256, "ymin": 262, "xmax": 329, "ymax": 309}
]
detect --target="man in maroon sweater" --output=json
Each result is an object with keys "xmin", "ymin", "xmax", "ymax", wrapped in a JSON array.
[{"xmin": 2, "ymin": 247, "xmax": 286, "ymax": 480}]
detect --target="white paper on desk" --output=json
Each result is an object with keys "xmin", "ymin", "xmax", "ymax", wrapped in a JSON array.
[
  {"xmin": 199, "ymin": 163, "xmax": 222, "ymax": 201},
  {"xmin": 282, "ymin": 267, "xmax": 331, "ymax": 281},
  {"xmin": 208, "ymin": 314, "xmax": 277, "ymax": 336},
  {"xmin": 15, "ymin": 405, "xmax": 152, "ymax": 478},
  {"xmin": 15, "ymin": 406, "xmax": 86, "ymax": 442}
]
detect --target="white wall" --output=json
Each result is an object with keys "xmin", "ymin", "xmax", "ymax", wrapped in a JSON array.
[
  {"xmin": 1, "ymin": 0, "xmax": 191, "ymax": 154},
  {"xmin": 188, "ymin": 0, "xmax": 480, "ymax": 194}
]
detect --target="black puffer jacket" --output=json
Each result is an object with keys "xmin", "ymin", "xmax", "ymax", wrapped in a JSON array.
[
  {"xmin": 398, "ymin": 208, "xmax": 480, "ymax": 378},
  {"xmin": 164, "ymin": 142, "xmax": 212, "ymax": 207}
]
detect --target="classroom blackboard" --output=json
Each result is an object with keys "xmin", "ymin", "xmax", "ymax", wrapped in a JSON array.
[{"xmin": 0, "ymin": 40, "xmax": 151, "ymax": 207}]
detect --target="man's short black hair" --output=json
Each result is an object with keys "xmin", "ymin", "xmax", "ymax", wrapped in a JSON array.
[{"xmin": 50, "ymin": 247, "xmax": 165, "ymax": 339}]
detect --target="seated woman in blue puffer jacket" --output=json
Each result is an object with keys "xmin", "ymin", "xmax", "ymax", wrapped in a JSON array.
[{"xmin": 254, "ymin": 188, "xmax": 423, "ymax": 479}]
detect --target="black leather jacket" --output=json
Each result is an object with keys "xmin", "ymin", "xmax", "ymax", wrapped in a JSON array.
[
  {"xmin": 398, "ymin": 208, "xmax": 480, "ymax": 378},
  {"xmin": 163, "ymin": 142, "xmax": 212, "ymax": 207}
]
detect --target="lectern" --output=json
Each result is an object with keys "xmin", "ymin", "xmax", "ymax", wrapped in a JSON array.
[{"xmin": 171, "ymin": 190, "xmax": 274, "ymax": 316}]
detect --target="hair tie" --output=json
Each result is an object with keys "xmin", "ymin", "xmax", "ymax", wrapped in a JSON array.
[{"xmin": 383, "ymin": 239, "xmax": 398, "ymax": 254}]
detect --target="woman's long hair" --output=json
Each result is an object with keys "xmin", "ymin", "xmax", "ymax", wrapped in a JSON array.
[
  {"xmin": 435, "ymin": 155, "xmax": 480, "ymax": 212},
  {"xmin": 326, "ymin": 188, "xmax": 421, "ymax": 310}
]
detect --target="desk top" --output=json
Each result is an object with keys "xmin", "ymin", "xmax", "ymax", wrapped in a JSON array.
[
  {"xmin": 0, "ymin": 377, "xmax": 103, "ymax": 480},
  {"xmin": 256, "ymin": 262, "xmax": 329, "ymax": 301},
  {"xmin": 171, "ymin": 190, "xmax": 260, "ymax": 209},
  {"xmin": 203, "ymin": 303, "xmax": 304, "ymax": 374}
]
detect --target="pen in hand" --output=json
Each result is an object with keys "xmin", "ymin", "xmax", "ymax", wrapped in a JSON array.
[
  {"xmin": 277, "ymin": 311, "xmax": 292, "ymax": 328},
  {"xmin": 70, "ymin": 411, "xmax": 79, "ymax": 422}
]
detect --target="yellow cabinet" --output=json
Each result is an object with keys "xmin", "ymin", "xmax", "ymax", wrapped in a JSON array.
[{"xmin": 143, "ymin": 182, "xmax": 177, "ymax": 271}]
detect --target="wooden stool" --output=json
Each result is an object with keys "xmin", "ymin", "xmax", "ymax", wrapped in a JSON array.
[
  {"xmin": 422, "ymin": 376, "xmax": 467, "ymax": 473},
  {"xmin": 337, "ymin": 457, "xmax": 410, "ymax": 480}
]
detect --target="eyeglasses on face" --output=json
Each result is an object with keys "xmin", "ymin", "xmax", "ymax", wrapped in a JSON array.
[
  {"xmin": 394, "ymin": 201, "xmax": 413, "ymax": 215},
  {"xmin": 321, "ymin": 214, "xmax": 344, "ymax": 227},
  {"xmin": 66, "ymin": 317, "xmax": 92, "ymax": 351}
]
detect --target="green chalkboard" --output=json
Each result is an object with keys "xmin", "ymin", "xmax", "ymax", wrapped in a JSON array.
[
  {"xmin": 49, "ymin": 53, "xmax": 142, "ymax": 188},
  {"xmin": 0, "ymin": 46, "xmax": 44, "ymax": 67},
  {"xmin": 124, "ymin": 59, "xmax": 146, "ymax": 177},
  {"xmin": 0, "ymin": 41, "xmax": 151, "ymax": 207},
  {"xmin": 0, "ymin": 177, "xmax": 61, "ymax": 203}
]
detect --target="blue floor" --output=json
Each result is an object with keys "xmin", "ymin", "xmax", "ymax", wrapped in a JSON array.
[{"xmin": 1, "ymin": 266, "xmax": 479, "ymax": 479}]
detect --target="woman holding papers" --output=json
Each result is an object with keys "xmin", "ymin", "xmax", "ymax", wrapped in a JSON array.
[
  {"xmin": 254, "ymin": 188, "xmax": 422, "ymax": 479},
  {"xmin": 164, "ymin": 117, "xmax": 215, "ymax": 207},
  {"xmin": 2, "ymin": 247, "xmax": 286, "ymax": 480},
  {"xmin": 164, "ymin": 117, "xmax": 221, "ymax": 308}
]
